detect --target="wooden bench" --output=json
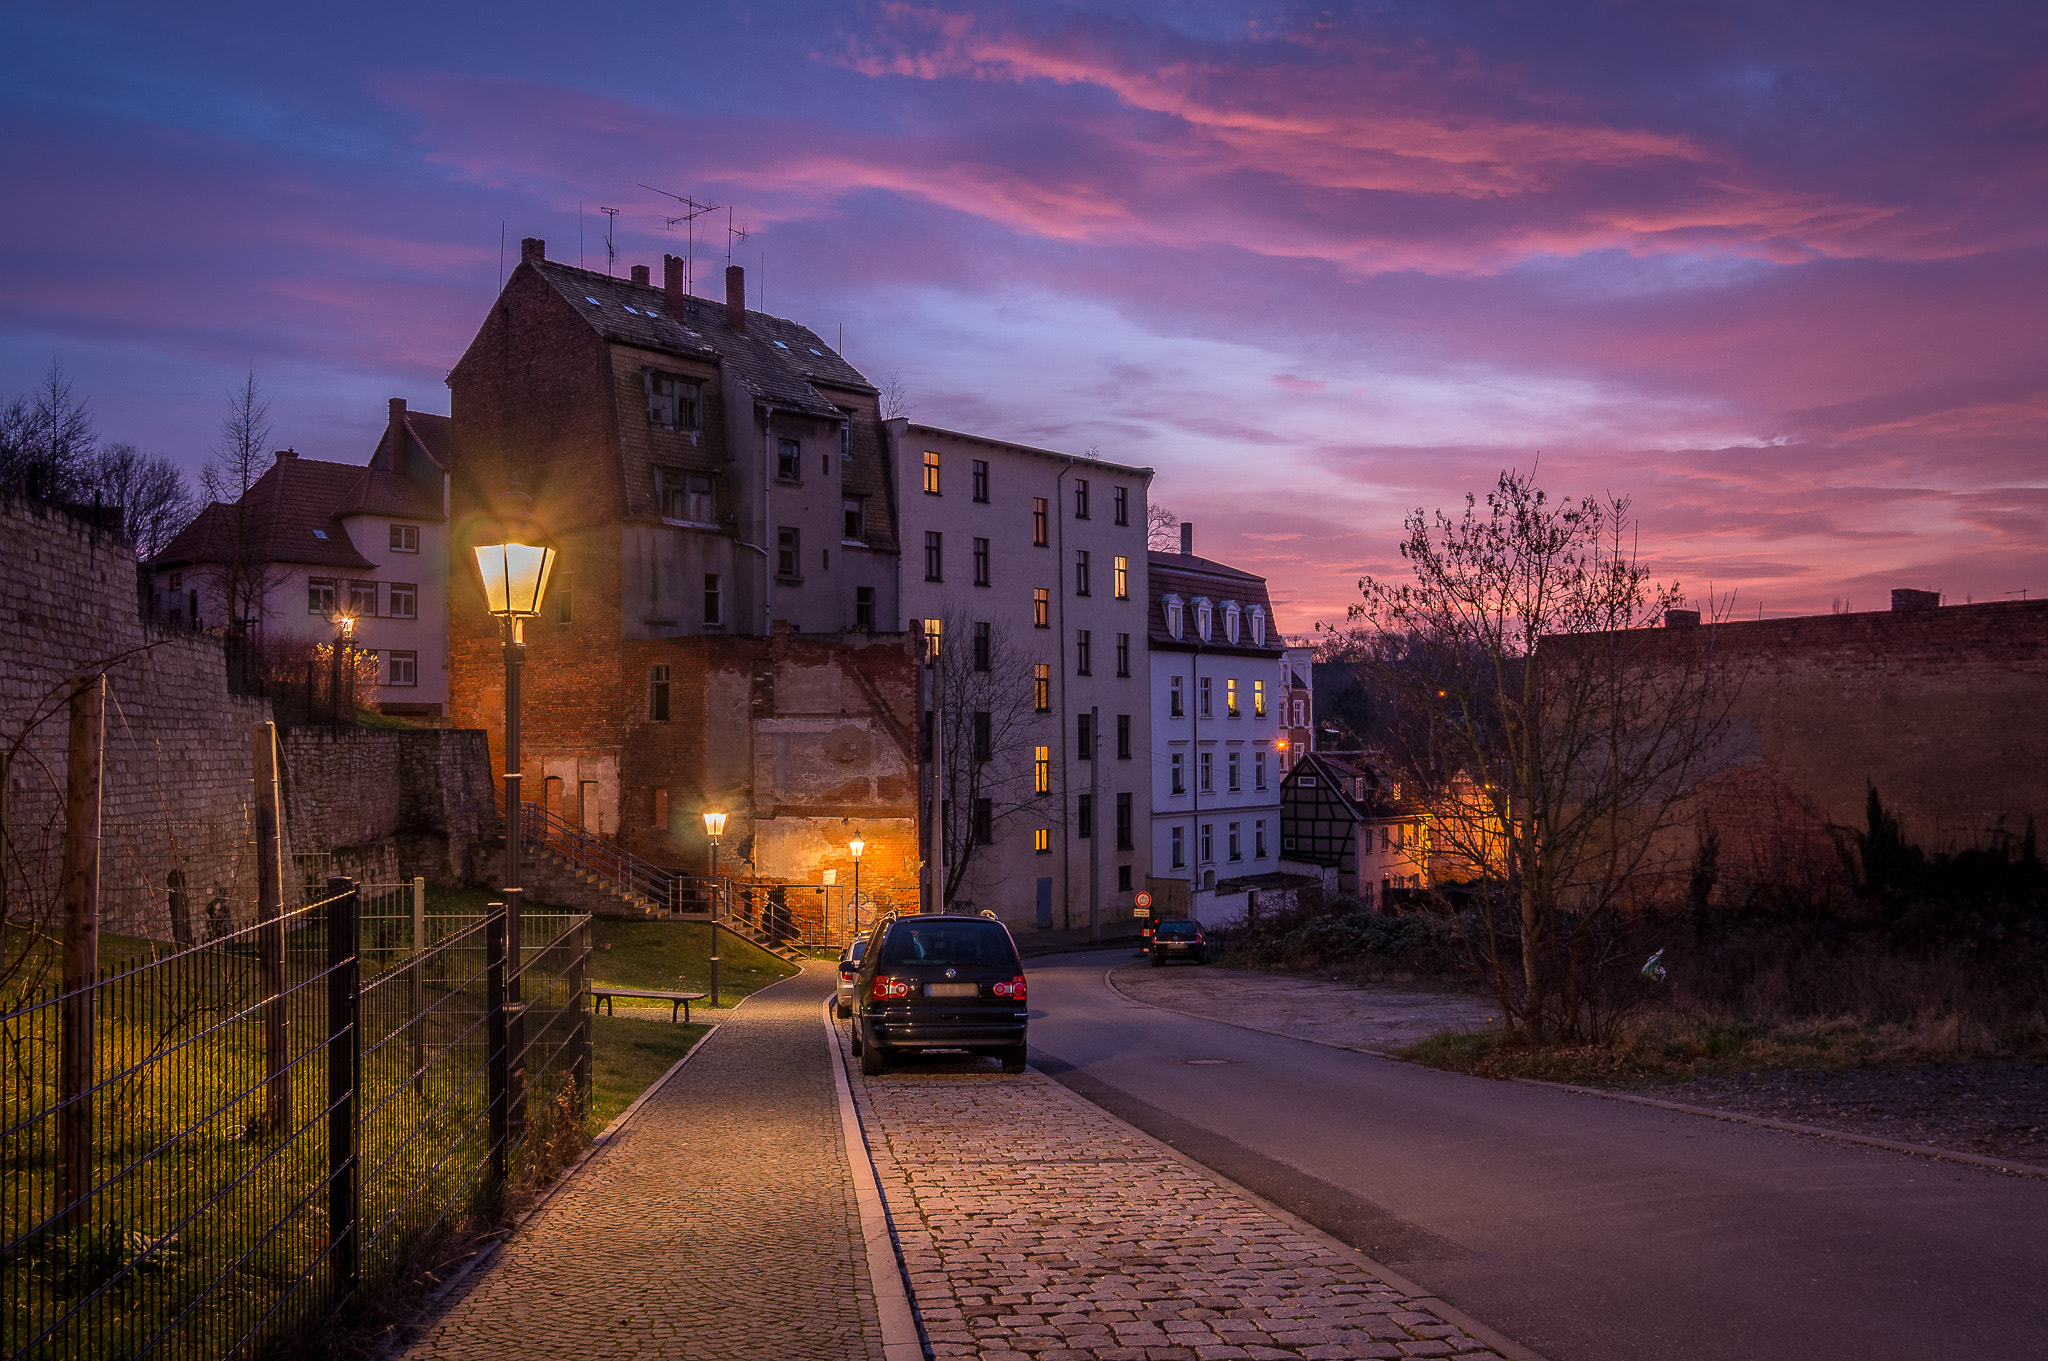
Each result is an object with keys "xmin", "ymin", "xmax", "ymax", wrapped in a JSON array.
[{"xmin": 588, "ymin": 987, "xmax": 707, "ymax": 1023}]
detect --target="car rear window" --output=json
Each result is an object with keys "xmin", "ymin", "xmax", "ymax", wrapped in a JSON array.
[
  {"xmin": 880, "ymin": 920, "xmax": 1017, "ymax": 967},
  {"xmin": 1156, "ymin": 921, "xmax": 1197, "ymax": 937},
  {"xmin": 848, "ymin": 938, "xmax": 867, "ymax": 961}
]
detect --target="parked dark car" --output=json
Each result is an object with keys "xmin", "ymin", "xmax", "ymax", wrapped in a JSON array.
[
  {"xmin": 834, "ymin": 936, "xmax": 869, "ymax": 1018},
  {"xmin": 1149, "ymin": 919, "xmax": 1208, "ymax": 965},
  {"xmin": 851, "ymin": 914, "xmax": 1028, "ymax": 1075}
]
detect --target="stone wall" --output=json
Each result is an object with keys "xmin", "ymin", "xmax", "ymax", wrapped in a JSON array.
[{"xmin": 279, "ymin": 726, "xmax": 497, "ymax": 891}]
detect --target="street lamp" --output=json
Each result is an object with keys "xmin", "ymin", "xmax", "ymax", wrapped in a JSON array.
[
  {"xmin": 849, "ymin": 837, "xmax": 864, "ymax": 936},
  {"xmin": 472, "ymin": 481, "xmax": 557, "ymax": 1022},
  {"xmin": 327, "ymin": 611, "xmax": 357, "ymax": 723},
  {"xmin": 703, "ymin": 811, "xmax": 726, "ymax": 1006}
]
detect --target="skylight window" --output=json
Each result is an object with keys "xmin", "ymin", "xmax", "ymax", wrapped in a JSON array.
[
  {"xmin": 312, "ymin": 529, "xmax": 328, "ymax": 540},
  {"xmin": 772, "ymin": 340, "xmax": 789, "ymax": 349},
  {"xmin": 624, "ymin": 306, "xmax": 641, "ymax": 315},
  {"xmin": 808, "ymin": 347, "xmax": 823, "ymax": 355},
  {"xmin": 585, "ymin": 296, "xmax": 600, "ymax": 305}
]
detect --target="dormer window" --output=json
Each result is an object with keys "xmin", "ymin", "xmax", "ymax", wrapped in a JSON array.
[
  {"xmin": 1223, "ymin": 601, "xmax": 1241, "ymax": 645},
  {"xmin": 1249, "ymin": 605, "xmax": 1266, "ymax": 646},
  {"xmin": 659, "ymin": 469, "xmax": 716, "ymax": 523},
  {"xmin": 646, "ymin": 371, "xmax": 701, "ymax": 431},
  {"xmin": 1193, "ymin": 597, "xmax": 1213, "ymax": 642},
  {"xmin": 1162, "ymin": 594, "xmax": 1183, "ymax": 640}
]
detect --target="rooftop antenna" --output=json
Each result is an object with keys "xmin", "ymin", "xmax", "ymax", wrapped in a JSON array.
[
  {"xmin": 2006, "ymin": 588, "xmax": 2031, "ymax": 601},
  {"xmin": 725, "ymin": 205, "xmax": 749, "ymax": 265},
  {"xmin": 639, "ymin": 184, "xmax": 720, "ymax": 302},
  {"xmin": 598, "ymin": 205, "xmax": 621, "ymax": 276}
]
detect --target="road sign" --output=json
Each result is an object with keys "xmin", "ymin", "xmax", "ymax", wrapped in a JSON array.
[
  {"xmin": 1133, "ymin": 907, "xmax": 1151, "ymax": 918},
  {"xmin": 1134, "ymin": 891, "xmax": 1153, "ymax": 909}
]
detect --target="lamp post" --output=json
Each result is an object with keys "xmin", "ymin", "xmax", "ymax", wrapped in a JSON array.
[
  {"xmin": 473, "ymin": 483, "xmax": 556, "ymax": 1038},
  {"xmin": 328, "ymin": 612, "xmax": 357, "ymax": 723},
  {"xmin": 703, "ymin": 811, "xmax": 726, "ymax": 1006},
  {"xmin": 849, "ymin": 837, "xmax": 864, "ymax": 938}
]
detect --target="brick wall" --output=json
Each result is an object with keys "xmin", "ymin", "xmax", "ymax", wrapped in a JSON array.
[{"xmin": 280, "ymin": 726, "xmax": 496, "ymax": 888}]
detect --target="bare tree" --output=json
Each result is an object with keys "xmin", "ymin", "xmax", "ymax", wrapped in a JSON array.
[
  {"xmin": 200, "ymin": 372, "xmax": 278, "ymax": 632},
  {"xmin": 879, "ymin": 370, "xmax": 912, "ymax": 420},
  {"xmin": 926, "ymin": 612, "xmax": 1057, "ymax": 908},
  {"xmin": 1347, "ymin": 468, "xmax": 1737, "ymax": 1043},
  {"xmin": 1147, "ymin": 501, "xmax": 1181, "ymax": 552},
  {"xmin": 0, "ymin": 362, "xmax": 98, "ymax": 504},
  {"xmin": 88, "ymin": 442, "xmax": 196, "ymax": 561}
]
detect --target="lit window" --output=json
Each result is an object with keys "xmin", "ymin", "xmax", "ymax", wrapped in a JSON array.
[
  {"xmin": 1226, "ymin": 678, "xmax": 1239, "ymax": 718},
  {"xmin": 1033, "ymin": 663, "xmax": 1050, "ymax": 712},
  {"xmin": 922, "ymin": 618, "xmax": 944, "ymax": 661},
  {"xmin": 1113, "ymin": 555, "xmax": 1128, "ymax": 599},
  {"xmin": 1035, "ymin": 746, "xmax": 1050, "ymax": 794},
  {"xmin": 1254, "ymin": 679, "xmax": 1266, "ymax": 718},
  {"xmin": 923, "ymin": 450, "xmax": 942, "ymax": 494},
  {"xmin": 389, "ymin": 523, "xmax": 419, "ymax": 553},
  {"xmin": 1033, "ymin": 588, "xmax": 1050, "ymax": 628},
  {"xmin": 1032, "ymin": 498, "xmax": 1048, "ymax": 546},
  {"xmin": 1034, "ymin": 827, "xmax": 1050, "ymax": 854}
]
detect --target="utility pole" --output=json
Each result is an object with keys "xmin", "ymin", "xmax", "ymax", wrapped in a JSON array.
[{"xmin": 253, "ymin": 722, "xmax": 290, "ymax": 1133}]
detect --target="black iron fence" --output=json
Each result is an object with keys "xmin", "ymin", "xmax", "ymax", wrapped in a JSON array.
[{"xmin": 1, "ymin": 882, "xmax": 590, "ymax": 1360}]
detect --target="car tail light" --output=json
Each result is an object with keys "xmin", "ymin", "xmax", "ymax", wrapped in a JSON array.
[
  {"xmin": 869, "ymin": 977, "xmax": 911, "ymax": 1000},
  {"xmin": 839, "ymin": 967, "xmax": 857, "ymax": 979},
  {"xmin": 992, "ymin": 975, "xmax": 1027, "ymax": 1001}
]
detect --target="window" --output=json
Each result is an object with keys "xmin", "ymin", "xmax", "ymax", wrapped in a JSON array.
[
  {"xmin": 389, "ymin": 651, "xmax": 417, "ymax": 687},
  {"xmin": 1116, "ymin": 793, "xmax": 1133, "ymax": 850},
  {"xmin": 923, "ymin": 450, "xmax": 941, "ymax": 494},
  {"xmin": 348, "ymin": 579, "xmax": 378, "ymax": 616},
  {"xmin": 1171, "ymin": 752, "xmax": 1185, "ymax": 795},
  {"xmin": 1170, "ymin": 825, "xmax": 1185, "ymax": 868},
  {"xmin": 650, "ymin": 665, "xmax": 671, "ymax": 721},
  {"xmin": 1074, "ymin": 550, "xmax": 1090, "ymax": 597},
  {"xmin": 843, "ymin": 497, "xmax": 866, "ymax": 540},
  {"xmin": 662, "ymin": 470, "xmax": 716, "ymax": 522},
  {"xmin": 1032, "ymin": 497, "xmax": 1048, "ymax": 546},
  {"xmin": 1077, "ymin": 711, "xmax": 1093, "ymax": 759},
  {"xmin": 1033, "ymin": 664, "xmax": 1050, "ymax": 712},
  {"xmin": 308, "ymin": 578, "xmax": 337, "ymax": 614},
  {"xmin": 646, "ymin": 371, "xmax": 701, "ymax": 430},
  {"xmin": 1116, "ymin": 632, "xmax": 1130, "ymax": 677},
  {"xmin": 703, "ymin": 573, "xmax": 723, "ymax": 625},
  {"xmin": 1113, "ymin": 555, "xmax": 1129, "ymax": 599},
  {"xmin": 1118, "ymin": 863, "xmax": 1133, "ymax": 891},
  {"xmin": 922, "ymin": 617, "xmax": 944, "ymax": 661},
  {"xmin": 1200, "ymin": 677, "xmax": 1213, "ymax": 717},
  {"xmin": 973, "ymin": 537, "xmax": 990, "ymax": 587},
  {"xmin": 1226, "ymin": 678, "xmax": 1240, "ymax": 718},
  {"xmin": 856, "ymin": 587, "xmax": 875, "ymax": 632},
  {"xmin": 840, "ymin": 421, "xmax": 852, "ymax": 459},
  {"xmin": 778, "ymin": 438, "xmax": 802, "ymax": 481},
  {"xmin": 1199, "ymin": 750, "xmax": 1213, "ymax": 792},
  {"xmin": 1076, "ymin": 629, "xmax": 1092, "ymax": 675},
  {"xmin": 974, "ymin": 798, "xmax": 993, "ymax": 844},
  {"xmin": 1034, "ymin": 746, "xmax": 1050, "ymax": 794},
  {"xmin": 1255, "ymin": 819, "xmax": 1267, "ymax": 859},
  {"xmin": 1074, "ymin": 478, "xmax": 1090, "ymax": 519},
  {"xmin": 1163, "ymin": 595, "xmax": 1183, "ymax": 639},
  {"xmin": 1116, "ymin": 714, "xmax": 1131, "ymax": 760},
  {"xmin": 1228, "ymin": 822, "xmax": 1241, "ymax": 861},
  {"xmin": 1228, "ymin": 751, "xmax": 1240, "ymax": 791},
  {"xmin": 389, "ymin": 583, "xmax": 417, "ymax": 619},
  {"xmin": 1195, "ymin": 597, "xmax": 1212, "ymax": 641},
  {"xmin": 1255, "ymin": 749, "xmax": 1267, "ymax": 790},
  {"xmin": 1170, "ymin": 676, "xmax": 1183, "ymax": 718},
  {"xmin": 1254, "ymin": 679, "xmax": 1266, "ymax": 718},
  {"xmin": 973, "ymin": 621, "xmax": 991, "ymax": 671},
  {"xmin": 1033, "ymin": 588, "xmax": 1050, "ymax": 628},
  {"xmin": 556, "ymin": 571, "xmax": 573, "ymax": 624},
  {"xmin": 1034, "ymin": 827, "xmax": 1050, "ymax": 854},
  {"xmin": 973, "ymin": 710, "xmax": 992, "ymax": 762},
  {"xmin": 1201, "ymin": 823, "xmax": 1213, "ymax": 864},
  {"xmin": 654, "ymin": 787, "xmax": 669, "ymax": 831},
  {"xmin": 972, "ymin": 459, "xmax": 989, "ymax": 502},
  {"xmin": 924, "ymin": 531, "xmax": 944, "ymax": 581},
  {"xmin": 1113, "ymin": 486, "xmax": 1128, "ymax": 526},
  {"xmin": 1077, "ymin": 793, "xmax": 1093, "ymax": 839},
  {"xmin": 389, "ymin": 523, "xmax": 418, "ymax": 553},
  {"xmin": 1250, "ymin": 606, "xmax": 1267, "ymax": 646},
  {"xmin": 1224, "ymin": 601, "xmax": 1240, "ymax": 644},
  {"xmin": 777, "ymin": 527, "xmax": 801, "ymax": 578}
]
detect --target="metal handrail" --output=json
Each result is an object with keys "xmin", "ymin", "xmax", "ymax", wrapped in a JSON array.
[{"xmin": 494, "ymin": 786, "xmax": 676, "ymax": 907}]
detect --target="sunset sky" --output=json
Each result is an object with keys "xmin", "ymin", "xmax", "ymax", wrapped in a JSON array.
[{"xmin": 3, "ymin": 1, "xmax": 2043, "ymax": 630}]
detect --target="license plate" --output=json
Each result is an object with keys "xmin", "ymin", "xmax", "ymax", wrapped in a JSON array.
[{"xmin": 925, "ymin": 983, "xmax": 978, "ymax": 998}]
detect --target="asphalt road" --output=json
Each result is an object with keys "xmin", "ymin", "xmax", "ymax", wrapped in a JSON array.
[{"xmin": 1024, "ymin": 950, "xmax": 2048, "ymax": 1361}]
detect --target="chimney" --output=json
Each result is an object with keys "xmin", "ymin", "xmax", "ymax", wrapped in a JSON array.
[
  {"xmin": 1664, "ymin": 609, "xmax": 1700, "ymax": 629},
  {"xmin": 630, "ymin": 263, "xmax": 650, "ymax": 287},
  {"xmin": 1179, "ymin": 522, "xmax": 1193, "ymax": 556},
  {"xmin": 664, "ymin": 254, "xmax": 686, "ymax": 315},
  {"xmin": 520, "ymin": 237, "xmax": 545, "ymax": 264},
  {"xmin": 387, "ymin": 398, "xmax": 407, "ymax": 475},
  {"xmin": 1891, "ymin": 588, "xmax": 1941, "ymax": 612},
  {"xmin": 725, "ymin": 264, "xmax": 747, "ymax": 333},
  {"xmin": 273, "ymin": 448, "xmax": 297, "ymax": 464}
]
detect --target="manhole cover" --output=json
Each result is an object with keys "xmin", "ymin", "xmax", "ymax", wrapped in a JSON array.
[{"xmin": 1181, "ymin": 1059, "xmax": 1239, "ymax": 1066}]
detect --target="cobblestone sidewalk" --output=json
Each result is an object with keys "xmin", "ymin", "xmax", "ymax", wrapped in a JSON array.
[
  {"xmin": 402, "ymin": 965, "xmax": 882, "ymax": 1361},
  {"xmin": 844, "ymin": 1036, "xmax": 1524, "ymax": 1361}
]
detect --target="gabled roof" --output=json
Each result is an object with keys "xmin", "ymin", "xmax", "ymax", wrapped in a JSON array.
[
  {"xmin": 1285, "ymin": 751, "xmax": 1413, "ymax": 819},
  {"xmin": 333, "ymin": 467, "xmax": 442, "ymax": 520},
  {"xmin": 153, "ymin": 455, "xmax": 378, "ymax": 570},
  {"xmin": 1146, "ymin": 549, "xmax": 1283, "ymax": 655},
  {"xmin": 528, "ymin": 260, "xmax": 870, "ymax": 421},
  {"xmin": 370, "ymin": 409, "xmax": 450, "ymax": 473}
]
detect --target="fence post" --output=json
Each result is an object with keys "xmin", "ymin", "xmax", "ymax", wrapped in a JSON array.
[
  {"xmin": 485, "ymin": 901, "xmax": 507, "ymax": 1204},
  {"xmin": 58, "ymin": 673, "xmax": 104, "ymax": 1228},
  {"xmin": 410, "ymin": 877, "xmax": 426, "ymax": 1097},
  {"xmin": 325, "ymin": 875, "xmax": 360, "ymax": 1309},
  {"xmin": 254, "ymin": 723, "xmax": 291, "ymax": 1134},
  {"xmin": 572, "ymin": 917, "xmax": 591, "ymax": 1111}
]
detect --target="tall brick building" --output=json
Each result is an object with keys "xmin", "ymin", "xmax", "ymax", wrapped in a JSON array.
[{"xmin": 445, "ymin": 240, "xmax": 918, "ymax": 904}]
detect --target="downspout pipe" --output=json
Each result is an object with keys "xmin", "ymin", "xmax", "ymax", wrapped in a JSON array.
[{"xmin": 1054, "ymin": 455, "xmax": 1075, "ymax": 929}]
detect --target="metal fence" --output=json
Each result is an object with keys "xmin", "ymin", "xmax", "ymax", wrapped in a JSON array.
[{"xmin": 1, "ymin": 881, "xmax": 590, "ymax": 1360}]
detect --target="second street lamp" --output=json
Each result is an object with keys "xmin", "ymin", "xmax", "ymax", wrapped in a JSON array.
[
  {"xmin": 703, "ymin": 811, "xmax": 726, "ymax": 1006},
  {"xmin": 849, "ymin": 837, "xmax": 864, "ymax": 938}
]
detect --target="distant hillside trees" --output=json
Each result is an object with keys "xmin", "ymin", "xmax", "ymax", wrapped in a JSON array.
[{"xmin": 0, "ymin": 362, "xmax": 195, "ymax": 559}]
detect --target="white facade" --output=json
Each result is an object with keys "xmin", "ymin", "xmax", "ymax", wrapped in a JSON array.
[{"xmin": 889, "ymin": 421, "xmax": 1153, "ymax": 933}]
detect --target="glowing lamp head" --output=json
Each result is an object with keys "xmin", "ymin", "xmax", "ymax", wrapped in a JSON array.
[
  {"xmin": 472, "ymin": 482, "xmax": 557, "ymax": 618},
  {"xmin": 849, "ymin": 838, "xmax": 865, "ymax": 860},
  {"xmin": 702, "ymin": 811, "xmax": 728, "ymax": 839}
]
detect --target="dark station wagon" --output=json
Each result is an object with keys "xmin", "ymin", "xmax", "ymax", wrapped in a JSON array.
[{"xmin": 850, "ymin": 914, "xmax": 1028, "ymax": 1075}]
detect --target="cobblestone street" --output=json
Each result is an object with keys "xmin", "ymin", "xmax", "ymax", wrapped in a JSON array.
[
  {"xmin": 401, "ymin": 966, "xmax": 883, "ymax": 1361},
  {"xmin": 845, "ymin": 1032, "xmax": 1525, "ymax": 1361}
]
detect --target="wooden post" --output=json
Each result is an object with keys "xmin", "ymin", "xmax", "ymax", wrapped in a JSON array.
[
  {"xmin": 58, "ymin": 673, "xmax": 104, "ymax": 1228},
  {"xmin": 325, "ymin": 876, "xmax": 359, "ymax": 1308},
  {"xmin": 167, "ymin": 867, "xmax": 191, "ymax": 946},
  {"xmin": 485, "ymin": 902, "xmax": 507, "ymax": 1204},
  {"xmin": 571, "ymin": 917, "xmax": 591, "ymax": 1111},
  {"xmin": 253, "ymin": 722, "xmax": 291, "ymax": 1134}
]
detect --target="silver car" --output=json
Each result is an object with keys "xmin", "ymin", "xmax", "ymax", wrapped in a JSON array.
[{"xmin": 834, "ymin": 936, "xmax": 869, "ymax": 1018}]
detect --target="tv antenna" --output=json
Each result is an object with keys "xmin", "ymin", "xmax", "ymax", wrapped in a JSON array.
[
  {"xmin": 639, "ymin": 184, "xmax": 720, "ymax": 300},
  {"xmin": 726, "ymin": 205, "xmax": 749, "ymax": 264},
  {"xmin": 598, "ymin": 205, "xmax": 621, "ymax": 276}
]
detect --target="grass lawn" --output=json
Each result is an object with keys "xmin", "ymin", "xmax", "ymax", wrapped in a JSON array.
[
  {"xmin": 588, "ymin": 917, "xmax": 797, "ymax": 1004},
  {"xmin": 585, "ymin": 1015, "xmax": 711, "ymax": 1132}
]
